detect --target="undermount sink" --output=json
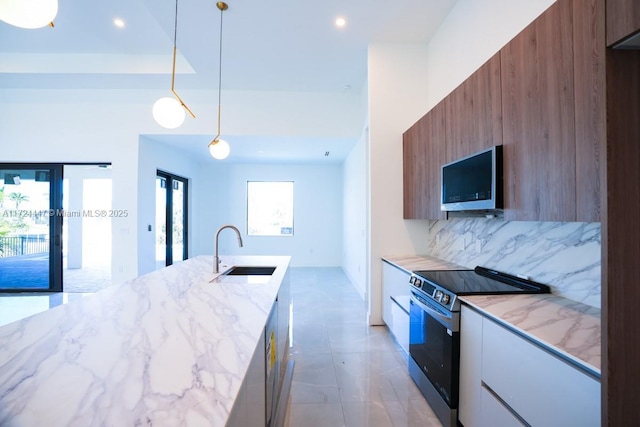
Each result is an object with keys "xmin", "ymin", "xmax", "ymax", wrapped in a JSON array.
[
  {"xmin": 210, "ymin": 265, "xmax": 277, "ymax": 284},
  {"xmin": 225, "ymin": 266, "xmax": 276, "ymax": 276}
]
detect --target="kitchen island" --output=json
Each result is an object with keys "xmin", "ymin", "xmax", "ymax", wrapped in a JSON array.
[{"xmin": 0, "ymin": 255, "xmax": 290, "ymax": 426}]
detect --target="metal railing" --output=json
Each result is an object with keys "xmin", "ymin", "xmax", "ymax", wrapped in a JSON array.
[{"xmin": 0, "ymin": 235, "xmax": 48, "ymax": 258}]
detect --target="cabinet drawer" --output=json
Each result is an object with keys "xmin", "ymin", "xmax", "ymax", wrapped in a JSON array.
[
  {"xmin": 479, "ymin": 386, "xmax": 525, "ymax": 427},
  {"xmin": 390, "ymin": 298, "xmax": 409, "ymax": 352},
  {"xmin": 481, "ymin": 319, "xmax": 600, "ymax": 426},
  {"xmin": 381, "ymin": 261, "xmax": 410, "ymax": 326}
]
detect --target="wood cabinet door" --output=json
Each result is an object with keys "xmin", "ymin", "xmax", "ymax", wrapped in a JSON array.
[
  {"xmin": 606, "ymin": 0, "xmax": 640, "ymax": 46},
  {"xmin": 402, "ymin": 102, "xmax": 446, "ymax": 219},
  {"xmin": 445, "ymin": 52, "xmax": 503, "ymax": 163},
  {"xmin": 501, "ymin": 0, "xmax": 576, "ymax": 221},
  {"xmin": 573, "ymin": 0, "xmax": 605, "ymax": 222}
]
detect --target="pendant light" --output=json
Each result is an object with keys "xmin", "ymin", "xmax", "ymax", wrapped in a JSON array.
[
  {"xmin": 0, "ymin": 0, "xmax": 58, "ymax": 29},
  {"xmin": 152, "ymin": 0, "xmax": 194, "ymax": 129},
  {"xmin": 208, "ymin": 1, "xmax": 231, "ymax": 160}
]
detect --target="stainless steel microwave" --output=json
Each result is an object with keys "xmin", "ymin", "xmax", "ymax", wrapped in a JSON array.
[{"xmin": 441, "ymin": 145, "xmax": 503, "ymax": 212}]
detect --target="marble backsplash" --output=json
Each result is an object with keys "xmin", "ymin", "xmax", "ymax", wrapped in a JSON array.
[{"xmin": 423, "ymin": 218, "xmax": 601, "ymax": 308}]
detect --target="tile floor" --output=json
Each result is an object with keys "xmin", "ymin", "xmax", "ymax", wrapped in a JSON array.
[{"xmin": 284, "ymin": 267, "xmax": 442, "ymax": 427}]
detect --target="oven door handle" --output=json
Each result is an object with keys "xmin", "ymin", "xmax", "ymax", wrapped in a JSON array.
[{"xmin": 410, "ymin": 293, "xmax": 453, "ymax": 330}]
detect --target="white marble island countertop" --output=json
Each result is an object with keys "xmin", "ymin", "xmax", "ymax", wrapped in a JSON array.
[{"xmin": 0, "ymin": 255, "xmax": 290, "ymax": 426}]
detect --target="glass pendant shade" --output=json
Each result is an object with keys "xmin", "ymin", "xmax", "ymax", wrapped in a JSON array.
[
  {"xmin": 153, "ymin": 97, "xmax": 186, "ymax": 129},
  {"xmin": 0, "ymin": 0, "xmax": 58, "ymax": 29},
  {"xmin": 209, "ymin": 139, "xmax": 230, "ymax": 160}
]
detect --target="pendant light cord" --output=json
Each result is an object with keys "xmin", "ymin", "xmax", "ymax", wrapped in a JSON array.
[
  {"xmin": 170, "ymin": 0, "xmax": 178, "ymax": 93},
  {"xmin": 214, "ymin": 5, "xmax": 224, "ymax": 142},
  {"xmin": 173, "ymin": 0, "xmax": 179, "ymax": 48},
  {"xmin": 170, "ymin": 0, "xmax": 195, "ymax": 117}
]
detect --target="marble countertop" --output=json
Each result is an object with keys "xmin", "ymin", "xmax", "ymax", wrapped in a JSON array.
[
  {"xmin": 461, "ymin": 294, "xmax": 601, "ymax": 376},
  {"xmin": 381, "ymin": 255, "xmax": 601, "ymax": 377},
  {"xmin": 0, "ymin": 255, "xmax": 290, "ymax": 426}
]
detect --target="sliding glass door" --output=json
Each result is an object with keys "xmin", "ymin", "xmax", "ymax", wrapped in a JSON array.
[
  {"xmin": 0, "ymin": 164, "xmax": 62, "ymax": 292},
  {"xmin": 156, "ymin": 171, "xmax": 188, "ymax": 269}
]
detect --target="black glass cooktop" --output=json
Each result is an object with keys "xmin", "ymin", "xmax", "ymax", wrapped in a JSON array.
[{"xmin": 413, "ymin": 266, "xmax": 551, "ymax": 295}]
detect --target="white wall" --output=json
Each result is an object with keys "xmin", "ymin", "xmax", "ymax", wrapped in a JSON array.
[
  {"xmin": 342, "ymin": 129, "xmax": 368, "ymax": 299},
  {"xmin": 193, "ymin": 163, "xmax": 343, "ymax": 267},
  {"xmin": 367, "ymin": 43, "xmax": 431, "ymax": 325},
  {"xmin": 425, "ymin": 0, "xmax": 556, "ymax": 108}
]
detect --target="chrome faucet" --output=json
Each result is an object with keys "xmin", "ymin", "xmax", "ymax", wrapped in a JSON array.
[{"xmin": 214, "ymin": 224, "xmax": 244, "ymax": 273}]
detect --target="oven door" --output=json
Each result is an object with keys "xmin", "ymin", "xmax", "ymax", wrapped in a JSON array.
[{"xmin": 409, "ymin": 290, "xmax": 460, "ymax": 408}]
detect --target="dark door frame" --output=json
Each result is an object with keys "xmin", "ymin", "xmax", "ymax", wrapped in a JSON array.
[
  {"xmin": 157, "ymin": 170, "xmax": 188, "ymax": 266},
  {"xmin": 0, "ymin": 163, "xmax": 63, "ymax": 292}
]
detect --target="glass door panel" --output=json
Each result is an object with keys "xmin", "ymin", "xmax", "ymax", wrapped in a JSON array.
[
  {"xmin": 172, "ymin": 179, "xmax": 186, "ymax": 263},
  {"xmin": 0, "ymin": 165, "xmax": 62, "ymax": 292}
]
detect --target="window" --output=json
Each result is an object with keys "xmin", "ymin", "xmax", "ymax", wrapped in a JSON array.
[{"xmin": 247, "ymin": 181, "xmax": 293, "ymax": 236}]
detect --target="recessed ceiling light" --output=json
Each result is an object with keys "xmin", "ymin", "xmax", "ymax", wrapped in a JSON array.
[
  {"xmin": 113, "ymin": 18, "xmax": 125, "ymax": 28},
  {"xmin": 335, "ymin": 17, "xmax": 346, "ymax": 28}
]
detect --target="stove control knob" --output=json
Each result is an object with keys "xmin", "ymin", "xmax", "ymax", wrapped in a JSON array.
[
  {"xmin": 409, "ymin": 276, "xmax": 415, "ymax": 285},
  {"xmin": 414, "ymin": 279, "xmax": 422, "ymax": 289},
  {"xmin": 441, "ymin": 294, "xmax": 451, "ymax": 305},
  {"xmin": 435, "ymin": 290, "xmax": 443, "ymax": 301}
]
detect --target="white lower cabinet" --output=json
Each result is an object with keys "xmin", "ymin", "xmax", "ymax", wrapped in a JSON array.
[
  {"xmin": 459, "ymin": 306, "xmax": 483, "ymax": 427},
  {"xmin": 479, "ymin": 386, "xmax": 525, "ymax": 427},
  {"xmin": 459, "ymin": 305, "xmax": 600, "ymax": 427},
  {"xmin": 381, "ymin": 260, "xmax": 411, "ymax": 351}
]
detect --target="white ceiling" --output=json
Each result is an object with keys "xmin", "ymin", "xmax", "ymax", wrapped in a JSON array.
[{"xmin": 0, "ymin": 0, "xmax": 458, "ymax": 162}]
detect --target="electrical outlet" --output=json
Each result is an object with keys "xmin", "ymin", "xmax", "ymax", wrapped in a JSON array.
[{"xmin": 475, "ymin": 239, "xmax": 483, "ymax": 253}]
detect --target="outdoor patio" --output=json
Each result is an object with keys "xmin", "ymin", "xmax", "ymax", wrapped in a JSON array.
[{"xmin": 0, "ymin": 253, "xmax": 112, "ymax": 292}]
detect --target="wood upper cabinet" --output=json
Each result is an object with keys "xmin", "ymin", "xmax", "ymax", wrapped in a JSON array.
[
  {"xmin": 403, "ymin": 102, "xmax": 446, "ymax": 220},
  {"xmin": 606, "ymin": 0, "xmax": 640, "ymax": 46},
  {"xmin": 445, "ymin": 52, "xmax": 503, "ymax": 163},
  {"xmin": 403, "ymin": 0, "xmax": 603, "ymax": 222},
  {"xmin": 573, "ymin": 0, "xmax": 605, "ymax": 222},
  {"xmin": 500, "ymin": 0, "xmax": 577, "ymax": 221}
]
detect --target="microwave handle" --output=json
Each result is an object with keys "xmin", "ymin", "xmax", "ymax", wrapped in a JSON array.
[{"xmin": 410, "ymin": 292, "xmax": 453, "ymax": 330}]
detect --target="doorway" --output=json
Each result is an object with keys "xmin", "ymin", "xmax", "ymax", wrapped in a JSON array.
[
  {"xmin": 62, "ymin": 165, "xmax": 112, "ymax": 292},
  {"xmin": 156, "ymin": 171, "xmax": 188, "ymax": 269}
]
